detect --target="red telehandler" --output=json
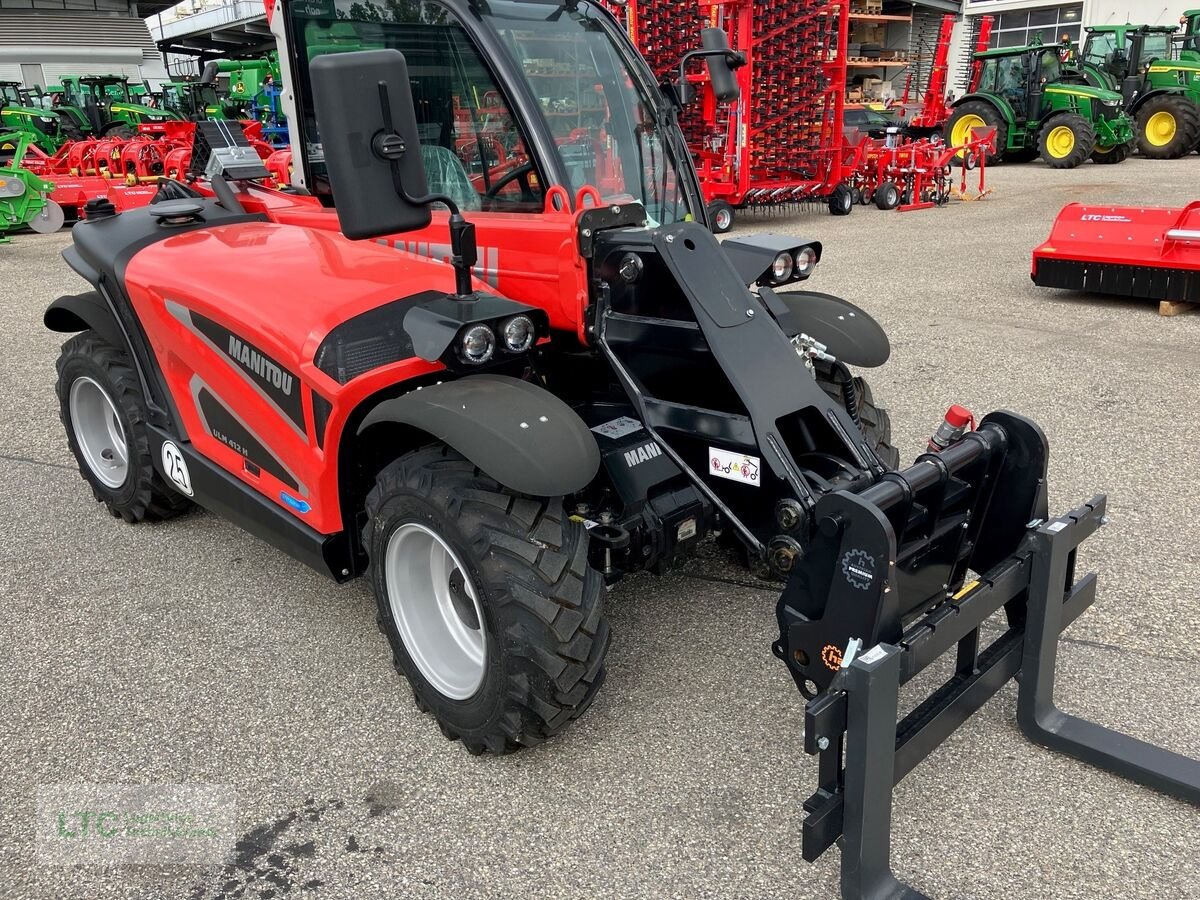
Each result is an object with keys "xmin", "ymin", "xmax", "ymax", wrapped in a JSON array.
[{"xmin": 42, "ymin": 2, "xmax": 1199, "ymax": 897}]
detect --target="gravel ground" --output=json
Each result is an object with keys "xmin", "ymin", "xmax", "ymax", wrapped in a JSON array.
[{"xmin": 1, "ymin": 156, "xmax": 1198, "ymax": 900}]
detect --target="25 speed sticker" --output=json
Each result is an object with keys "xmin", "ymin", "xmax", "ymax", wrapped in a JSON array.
[{"xmin": 709, "ymin": 447, "xmax": 761, "ymax": 486}]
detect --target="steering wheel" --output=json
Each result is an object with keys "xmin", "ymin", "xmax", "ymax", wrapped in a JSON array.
[{"xmin": 484, "ymin": 161, "xmax": 538, "ymax": 202}]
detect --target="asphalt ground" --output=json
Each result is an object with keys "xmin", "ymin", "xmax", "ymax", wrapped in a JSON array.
[{"xmin": 1, "ymin": 157, "xmax": 1198, "ymax": 900}]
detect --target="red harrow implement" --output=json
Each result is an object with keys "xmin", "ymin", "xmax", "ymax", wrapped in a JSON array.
[
  {"xmin": 20, "ymin": 120, "xmax": 289, "ymax": 220},
  {"xmin": 1032, "ymin": 202, "xmax": 1200, "ymax": 310},
  {"xmin": 848, "ymin": 127, "xmax": 994, "ymax": 211}
]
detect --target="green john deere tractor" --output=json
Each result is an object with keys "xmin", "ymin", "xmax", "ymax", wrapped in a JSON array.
[
  {"xmin": 1079, "ymin": 24, "xmax": 1200, "ymax": 158},
  {"xmin": 944, "ymin": 41, "xmax": 1135, "ymax": 168},
  {"xmin": 0, "ymin": 82, "xmax": 72, "ymax": 152},
  {"xmin": 159, "ymin": 80, "xmax": 229, "ymax": 121},
  {"xmin": 58, "ymin": 75, "xmax": 180, "ymax": 137}
]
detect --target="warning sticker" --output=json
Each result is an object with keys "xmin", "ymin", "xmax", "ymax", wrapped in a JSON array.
[
  {"xmin": 709, "ymin": 447, "xmax": 761, "ymax": 486},
  {"xmin": 591, "ymin": 416, "xmax": 643, "ymax": 441}
]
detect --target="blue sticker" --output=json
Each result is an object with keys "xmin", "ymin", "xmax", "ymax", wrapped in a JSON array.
[{"xmin": 280, "ymin": 492, "xmax": 311, "ymax": 514}]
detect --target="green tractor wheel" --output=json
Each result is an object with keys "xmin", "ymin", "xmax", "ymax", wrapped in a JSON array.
[
  {"xmin": 1038, "ymin": 113, "xmax": 1095, "ymax": 169},
  {"xmin": 1134, "ymin": 95, "xmax": 1200, "ymax": 160},
  {"xmin": 945, "ymin": 100, "xmax": 1007, "ymax": 165}
]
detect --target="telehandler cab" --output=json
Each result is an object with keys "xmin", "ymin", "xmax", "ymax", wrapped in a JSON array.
[{"xmin": 44, "ymin": 2, "xmax": 1199, "ymax": 897}]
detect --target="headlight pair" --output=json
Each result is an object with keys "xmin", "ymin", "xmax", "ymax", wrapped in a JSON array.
[
  {"xmin": 458, "ymin": 315, "xmax": 536, "ymax": 365},
  {"xmin": 767, "ymin": 246, "xmax": 819, "ymax": 285}
]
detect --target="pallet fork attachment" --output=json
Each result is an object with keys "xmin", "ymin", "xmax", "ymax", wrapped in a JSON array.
[{"xmin": 778, "ymin": 417, "xmax": 1200, "ymax": 899}]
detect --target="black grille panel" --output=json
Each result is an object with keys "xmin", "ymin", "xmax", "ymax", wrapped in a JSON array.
[{"xmin": 314, "ymin": 292, "xmax": 438, "ymax": 384}]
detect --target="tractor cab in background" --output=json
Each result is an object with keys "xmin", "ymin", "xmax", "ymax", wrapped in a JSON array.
[
  {"xmin": 59, "ymin": 75, "xmax": 180, "ymax": 136},
  {"xmin": 0, "ymin": 81, "xmax": 71, "ymax": 152},
  {"xmin": 1079, "ymin": 24, "xmax": 1200, "ymax": 159},
  {"xmin": 160, "ymin": 80, "xmax": 226, "ymax": 121}
]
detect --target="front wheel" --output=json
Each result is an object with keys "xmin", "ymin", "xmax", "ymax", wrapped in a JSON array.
[
  {"xmin": 364, "ymin": 445, "xmax": 609, "ymax": 755},
  {"xmin": 1038, "ymin": 113, "xmax": 1095, "ymax": 169},
  {"xmin": 814, "ymin": 361, "xmax": 900, "ymax": 470}
]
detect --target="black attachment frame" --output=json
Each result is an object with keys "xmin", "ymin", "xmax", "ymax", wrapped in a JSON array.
[{"xmin": 800, "ymin": 495, "xmax": 1200, "ymax": 900}]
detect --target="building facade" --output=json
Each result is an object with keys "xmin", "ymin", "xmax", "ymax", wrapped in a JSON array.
[{"xmin": 0, "ymin": 0, "xmax": 174, "ymax": 89}]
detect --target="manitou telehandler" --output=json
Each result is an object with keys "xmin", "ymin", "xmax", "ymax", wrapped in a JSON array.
[{"xmin": 43, "ymin": 2, "xmax": 1199, "ymax": 897}]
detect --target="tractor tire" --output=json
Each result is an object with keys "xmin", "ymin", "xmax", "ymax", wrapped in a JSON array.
[
  {"xmin": 945, "ymin": 101, "xmax": 1007, "ymax": 165},
  {"xmin": 1092, "ymin": 140, "xmax": 1133, "ymax": 165},
  {"xmin": 814, "ymin": 362, "xmax": 900, "ymax": 470},
  {"xmin": 708, "ymin": 199, "xmax": 734, "ymax": 234},
  {"xmin": 363, "ymin": 445, "xmax": 609, "ymax": 755},
  {"xmin": 874, "ymin": 181, "xmax": 900, "ymax": 210},
  {"xmin": 100, "ymin": 122, "xmax": 132, "ymax": 139},
  {"xmin": 828, "ymin": 183, "xmax": 854, "ymax": 216},
  {"xmin": 1135, "ymin": 94, "xmax": 1200, "ymax": 159},
  {"xmin": 1038, "ymin": 113, "xmax": 1095, "ymax": 169},
  {"xmin": 55, "ymin": 332, "xmax": 193, "ymax": 523}
]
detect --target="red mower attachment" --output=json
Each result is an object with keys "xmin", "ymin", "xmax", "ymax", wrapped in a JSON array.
[{"xmin": 1033, "ymin": 202, "xmax": 1200, "ymax": 306}]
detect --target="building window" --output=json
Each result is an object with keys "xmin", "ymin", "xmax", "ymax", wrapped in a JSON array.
[{"xmin": 988, "ymin": 4, "xmax": 1083, "ymax": 50}]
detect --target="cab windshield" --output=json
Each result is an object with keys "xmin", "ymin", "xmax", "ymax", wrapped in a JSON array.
[{"xmin": 288, "ymin": 0, "xmax": 692, "ymax": 223}]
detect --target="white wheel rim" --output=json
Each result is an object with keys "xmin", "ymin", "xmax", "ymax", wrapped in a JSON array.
[
  {"xmin": 385, "ymin": 522, "xmax": 486, "ymax": 700},
  {"xmin": 716, "ymin": 208, "xmax": 731, "ymax": 230},
  {"xmin": 69, "ymin": 376, "xmax": 128, "ymax": 489}
]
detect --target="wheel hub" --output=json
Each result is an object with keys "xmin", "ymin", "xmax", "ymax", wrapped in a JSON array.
[
  {"xmin": 1146, "ymin": 111, "xmax": 1177, "ymax": 147},
  {"xmin": 384, "ymin": 522, "xmax": 486, "ymax": 700},
  {"xmin": 68, "ymin": 376, "xmax": 129, "ymax": 489}
]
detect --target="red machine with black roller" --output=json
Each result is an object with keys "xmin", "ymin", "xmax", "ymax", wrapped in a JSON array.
[{"xmin": 1033, "ymin": 201, "xmax": 1200, "ymax": 306}]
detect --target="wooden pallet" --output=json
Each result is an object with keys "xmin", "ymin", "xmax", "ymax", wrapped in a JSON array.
[
  {"xmin": 1159, "ymin": 300, "xmax": 1198, "ymax": 317},
  {"xmin": 851, "ymin": 1, "xmax": 884, "ymax": 13}
]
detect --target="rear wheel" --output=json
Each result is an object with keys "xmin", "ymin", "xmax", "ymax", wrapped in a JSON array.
[
  {"xmin": 708, "ymin": 199, "xmax": 734, "ymax": 234},
  {"xmin": 364, "ymin": 445, "xmax": 609, "ymax": 755},
  {"xmin": 55, "ymin": 332, "xmax": 192, "ymax": 522},
  {"xmin": 1135, "ymin": 94, "xmax": 1200, "ymax": 159},
  {"xmin": 1038, "ymin": 113, "xmax": 1095, "ymax": 169},
  {"xmin": 945, "ymin": 101, "xmax": 1007, "ymax": 165}
]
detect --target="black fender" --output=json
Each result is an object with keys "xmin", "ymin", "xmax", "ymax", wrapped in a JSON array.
[
  {"xmin": 762, "ymin": 289, "xmax": 890, "ymax": 368},
  {"xmin": 44, "ymin": 289, "xmax": 127, "ymax": 352},
  {"xmin": 1127, "ymin": 88, "xmax": 1182, "ymax": 116},
  {"xmin": 359, "ymin": 374, "xmax": 600, "ymax": 496}
]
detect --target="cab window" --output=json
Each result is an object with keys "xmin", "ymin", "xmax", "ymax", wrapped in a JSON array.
[
  {"xmin": 293, "ymin": 0, "xmax": 545, "ymax": 213},
  {"xmin": 1083, "ymin": 32, "xmax": 1118, "ymax": 68}
]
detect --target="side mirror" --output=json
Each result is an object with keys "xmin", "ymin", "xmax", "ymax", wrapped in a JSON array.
[
  {"xmin": 702, "ymin": 28, "xmax": 741, "ymax": 102},
  {"xmin": 309, "ymin": 49, "xmax": 432, "ymax": 240}
]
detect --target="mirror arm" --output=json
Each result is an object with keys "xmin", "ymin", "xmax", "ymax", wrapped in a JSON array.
[
  {"xmin": 675, "ymin": 48, "xmax": 747, "ymax": 102},
  {"xmin": 373, "ymin": 81, "xmax": 477, "ymax": 299}
]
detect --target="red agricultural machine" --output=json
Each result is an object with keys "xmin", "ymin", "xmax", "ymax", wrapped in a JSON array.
[
  {"xmin": 19, "ymin": 120, "xmax": 289, "ymax": 221},
  {"xmin": 605, "ymin": 2, "xmax": 990, "ymax": 229},
  {"xmin": 1032, "ymin": 202, "xmax": 1200, "ymax": 313}
]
